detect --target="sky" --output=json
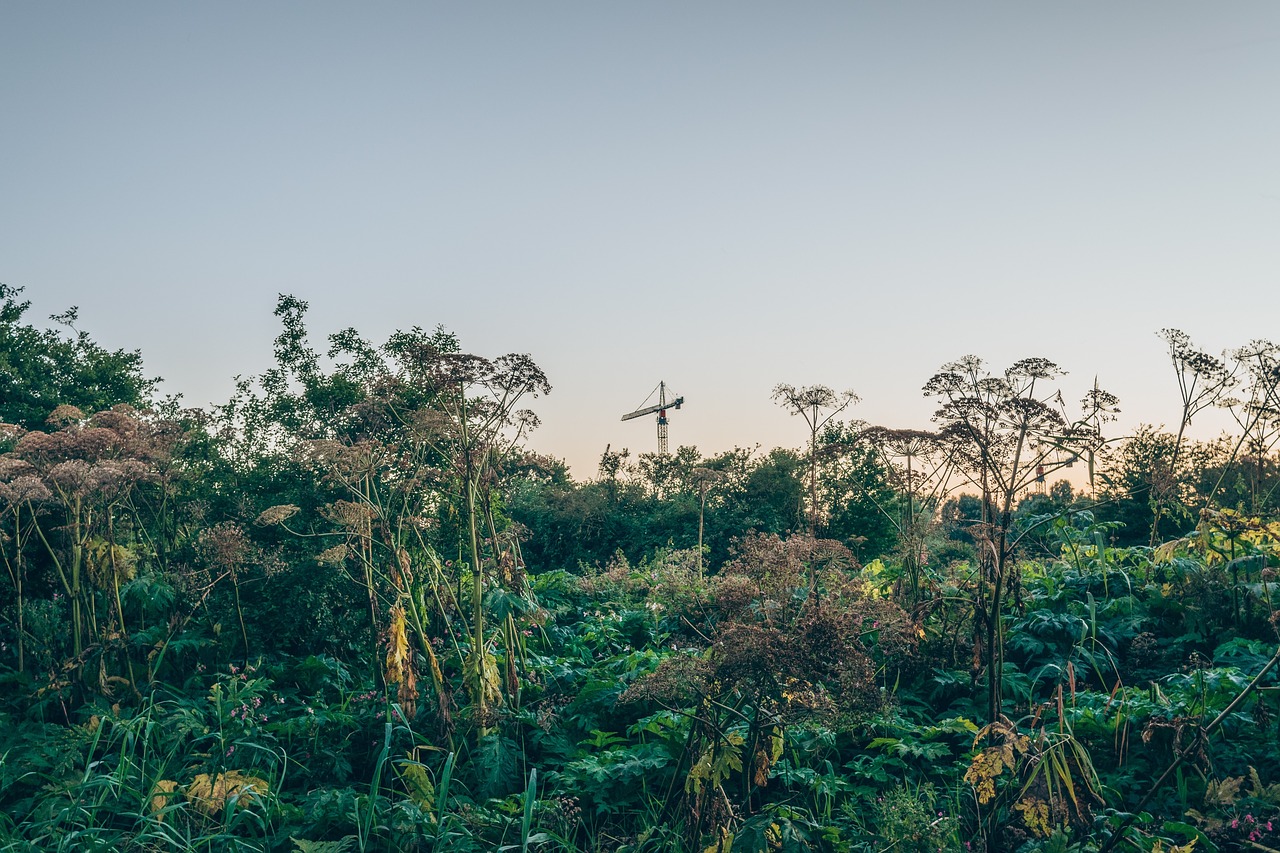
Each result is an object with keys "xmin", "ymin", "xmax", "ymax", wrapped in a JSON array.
[{"xmin": 3, "ymin": 3, "xmax": 1279, "ymax": 479}]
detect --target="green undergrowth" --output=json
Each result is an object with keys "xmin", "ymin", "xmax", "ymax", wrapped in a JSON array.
[{"xmin": 3, "ymin": 514, "xmax": 1280, "ymax": 853}]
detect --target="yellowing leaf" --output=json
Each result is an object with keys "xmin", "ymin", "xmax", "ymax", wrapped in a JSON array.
[
  {"xmin": 464, "ymin": 648, "xmax": 503, "ymax": 709},
  {"xmin": 1014, "ymin": 796, "xmax": 1051, "ymax": 837},
  {"xmin": 400, "ymin": 761, "xmax": 435, "ymax": 810},
  {"xmin": 687, "ymin": 733, "xmax": 745, "ymax": 795},
  {"xmin": 1150, "ymin": 839, "xmax": 1197, "ymax": 853},
  {"xmin": 186, "ymin": 771, "xmax": 269, "ymax": 816},
  {"xmin": 383, "ymin": 605, "xmax": 418, "ymax": 717},
  {"xmin": 1204, "ymin": 774, "xmax": 1244, "ymax": 807},
  {"xmin": 964, "ymin": 747, "xmax": 1005, "ymax": 804},
  {"xmin": 149, "ymin": 779, "xmax": 179, "ymax": 821},
  {"xmin": 752, "ymin": 727, "xmax": 783, "ymax": 787},
  {"xmin": 1153, "ymin": 541, "xmax": 1180, "ymax": 564},
  {"xmin": 701, "ymin": 827, "xmax": 734, "ymax": 853}
]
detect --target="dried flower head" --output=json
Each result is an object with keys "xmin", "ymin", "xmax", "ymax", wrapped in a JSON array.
[
  {"xmin": 320, "ymin": 499, "xmax": 377, "ymax": 529},
  {"xmin": 255, "ymin": 504, "xmax": 300, "ymax": 526},
  {"xmin": 0, "ymin": 474, "xmax": 52, "ymax": 506},
  {"xmin": 197, "ymin": 522, "xmax": 251, "ymax": 570},
  {"xmin": 46, "ymin": 404, "xmax": 85, "ymax": 426},
  {"xmin": 317, "ymin": 544, "xmax": 351, "ymax": 566},
  {"xmin": 619, "ymin": 653, "xmax": 714, "ymax": 706}
]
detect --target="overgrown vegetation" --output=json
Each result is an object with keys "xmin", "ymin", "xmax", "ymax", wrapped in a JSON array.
[{"xmin": 3, "ymin": 289, "xmax": 1280, "ymax": 852}]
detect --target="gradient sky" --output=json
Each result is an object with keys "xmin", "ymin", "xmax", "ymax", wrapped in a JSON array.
[{"xmin": 3, "ymin": 3, "xmax": 1279, "ymax": 478}]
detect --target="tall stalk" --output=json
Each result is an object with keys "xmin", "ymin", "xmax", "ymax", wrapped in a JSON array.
[
  {"xmin": 1, "ymin": 503, "xmax": 27, "ymax": 672},
  {"xmin": 105, "ymin": 512, "xmax": 139, "ymax": 691},
  {"xmin": 459, "ymin": 385, "xmax": 489, "ymax": 731},
  {"xmin": 1153, "ymin": 330, "xmax": 1235, "ymax": 544},
  {"xmin": 772, "ymin": 384, "xmax": 858, "ymax": 536}
]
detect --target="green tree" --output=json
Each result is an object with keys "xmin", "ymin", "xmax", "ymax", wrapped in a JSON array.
[
  {"xmin": 508, "ymin": 445, "xmax": 803, "ymax": 573},
  {"xmin": 816, "ymin": 422, "xmax": 900, "ymax": 564},
  {"xmin": 730, "ymin": 447, "xmax": 806, "ymax": 540},
  {"xmin": 1094, "ymin": 426, "xmax": 1236, "ymax": 545},
  {"xmin": 0, "ymin": 284, "xmax": 156, "ymax": 431}
]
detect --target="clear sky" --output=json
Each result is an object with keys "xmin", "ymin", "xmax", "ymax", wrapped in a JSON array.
[{"xmin": 3, "ymin": 3, "xmax": 1279, "ymax": 478}]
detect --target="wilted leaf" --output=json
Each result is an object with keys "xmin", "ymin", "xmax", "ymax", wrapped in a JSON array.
[
  {"xmin": 149, "ymin": 779, "xmax": 179, "ymax": 820},
  {"xmin": 186, "ymin": 771, "xmax": 269, "ymax": 816}
]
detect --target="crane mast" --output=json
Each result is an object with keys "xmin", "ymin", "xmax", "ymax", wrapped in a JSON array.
[{"xmin": 621, "ymin": 381, "xmax": 684, "ymax": 454}]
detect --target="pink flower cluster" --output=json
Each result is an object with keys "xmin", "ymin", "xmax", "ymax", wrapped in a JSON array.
[
  {"xmin": 229, "ymin": 698, "xmax": 268, "ymax": 724},
  {"xmin": 1229, "ymin": 814, "xmax": 1275, "ymax": 843}
]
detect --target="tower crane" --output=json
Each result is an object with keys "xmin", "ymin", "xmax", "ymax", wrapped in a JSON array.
[{"xmin": 621, "ymin": 381, "xmax": 684, "ymax": 454}]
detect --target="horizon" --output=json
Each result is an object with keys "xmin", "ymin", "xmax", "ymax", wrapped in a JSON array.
[{"xmin": 7, "ymin": 282, "xmax": 1252, "ymax": 490}]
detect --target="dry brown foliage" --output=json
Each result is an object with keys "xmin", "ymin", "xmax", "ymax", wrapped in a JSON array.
[{"xmin": 622, "ymin": 533, "xmax": 917, "ymax": 724}]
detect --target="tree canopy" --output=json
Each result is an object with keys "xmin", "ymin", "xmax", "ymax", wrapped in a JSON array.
[{"xmin": 0, "ymin": 284, "xmax": 156, "ymax": 431}]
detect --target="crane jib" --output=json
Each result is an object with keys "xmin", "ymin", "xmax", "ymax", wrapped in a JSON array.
[{"xmin": 620, "ymin": 383, "xmax": 684, "ymax": 453}]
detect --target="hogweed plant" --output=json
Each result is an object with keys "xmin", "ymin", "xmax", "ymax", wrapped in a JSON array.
[
  {"xmin": 924, "ymin": 356, "xmax": 1118, "ymax": 724},
  {"xmin": 772, "ymin": 383, "xmax": 859, "ymax": 536}
]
